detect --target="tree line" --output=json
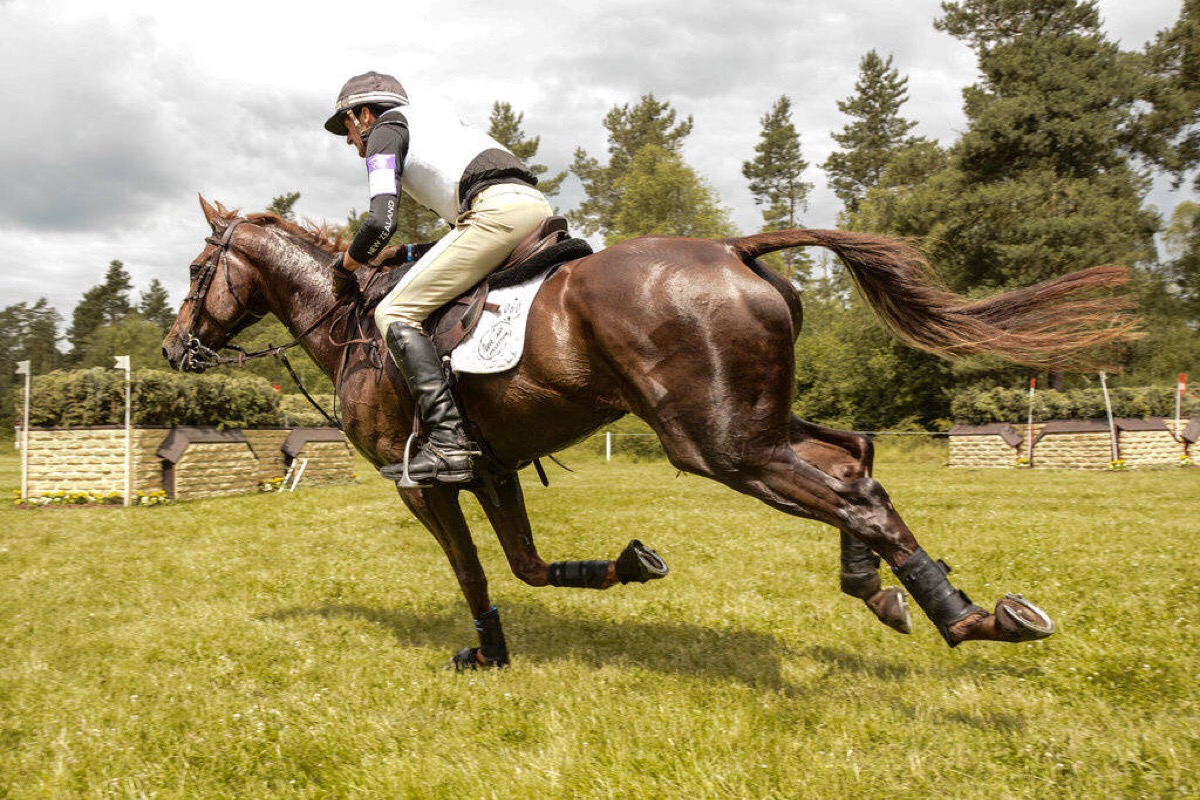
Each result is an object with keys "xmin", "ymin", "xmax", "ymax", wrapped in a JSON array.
[{"xmin": 5, "ymin": 0, "xmax": 1198, "ymax": 434}]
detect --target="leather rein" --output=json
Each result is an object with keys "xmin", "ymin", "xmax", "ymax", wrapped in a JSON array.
[{"xmin": 179, "ymin": 217, "xmax": 381, "ymax": 430}]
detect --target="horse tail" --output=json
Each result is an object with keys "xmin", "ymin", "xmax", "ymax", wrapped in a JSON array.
[{"xmin": 725, "ymin": 229, "xmax": 1139, "ymax": 371}]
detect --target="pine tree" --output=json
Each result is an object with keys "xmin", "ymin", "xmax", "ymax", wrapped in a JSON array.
[
  {"xmin": 1139, "ymin": 0, "xmax": 1200, "ymax": 189},
  {"xmin": 488, "ymin": 101, "xmax": 567, "ymax": 197},
  {"xmin": 822, "ymin": 50, "xmax": 919, "ymax": 215},
  {"xmin": 1163, "ymin": 201, "xmax": 1200, "ymax": 323},
  {"xmin": 855, "ymin": 1, "xmax": 1156, "ymax": 291},
  {"xmin": 0, "ymin": 299, "xmax": 62, "ymax": 434},
  {"xmin": 931, "ymin": 0, "xmax": 1156, "ymax": 288},
  {"xmin": 66, "ymin": 260, "xmax": 135, "ymax": 362},
  {"xmin": 267, "ymin": 191, "xmax": 301, "ymax": 220},
  {"xmin": 742, "ymin": 96, "xmax": 813, "ymax": 281},
  {"xmin": 0, "ymin": 299, "xmax": 62, "ymax": 374},
  {"xmin": 816, "ymin": 0, "xmax": 1163, "ymax": 424},
  {"xmin": 570, "ymin": 94, "xmax": 694, "ymax": 237},
  {"xmin": 608, "ymin": 145, "xmax": 735, "ymax": 244},
  {"xmin": 138, "ymin": 279, "xmax": 174, "ymax": 332},
  {"xmin": 80, "ymin": 315, "xmax": 167, "ymax": 369},
  {"xmin": 939, "ymin": 0, "xmax": 1137, "ymax": 182},
  {"xmin": 24, "ymin": 300, "xmax": 63, "ymax": 373}
]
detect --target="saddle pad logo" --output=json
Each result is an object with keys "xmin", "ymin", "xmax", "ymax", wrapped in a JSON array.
[
  {"xmin": 450, "ymin": 274, "xmax": 550, "ymax": 374},
  {"xmin": 478, "ymin": 320, "xmax": 513, "ymax": 361}
]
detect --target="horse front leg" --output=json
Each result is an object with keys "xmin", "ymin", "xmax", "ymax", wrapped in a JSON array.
[
  {"xmin": 787, "ymin": 417, "xmax": 910, "ymax": 634},
  {"xmin": 475, "ymin": 470, "xmax": 669, "ymax": 591},
  {"xmin": 398, "ymin": 484, "xmax": 509, "ymax": 669}
]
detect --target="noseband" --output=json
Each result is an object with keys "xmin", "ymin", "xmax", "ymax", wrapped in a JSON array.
[{"xmin": 179, "ymin": 218, "xmax": 266, "ymax": 368}]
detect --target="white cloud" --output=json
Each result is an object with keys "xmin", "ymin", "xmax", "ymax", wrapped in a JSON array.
[{"xmin": 0, "ymin": 0, "xmax": 1192, "ymax": 320}]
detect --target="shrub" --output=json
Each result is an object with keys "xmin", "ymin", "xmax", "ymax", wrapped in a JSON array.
[
  {"xmin": 22, "ymin": 368, "xmax": 282, "ymax": 429},
  {"xmin": 949, "ymin": 386, "xmax": 1199, "ymax": 424},
  {"xmin": 279, "ymin": 394, "xmax": 338, "ymax": 428}
]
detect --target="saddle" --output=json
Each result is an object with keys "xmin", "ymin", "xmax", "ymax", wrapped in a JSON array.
[{"xmin": 361, "ymin": 215, "xmax": 593, "ymax": 356}]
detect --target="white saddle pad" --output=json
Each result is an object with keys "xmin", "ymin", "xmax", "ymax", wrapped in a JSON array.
[{"xmin": 449, "ymin": 274, "xmax": 550, "ymax": 374}]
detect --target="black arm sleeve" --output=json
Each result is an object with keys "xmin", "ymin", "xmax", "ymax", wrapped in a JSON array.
[{"xmin": 347, "ymin": 120, "xmax": 410, "ymax": 264}]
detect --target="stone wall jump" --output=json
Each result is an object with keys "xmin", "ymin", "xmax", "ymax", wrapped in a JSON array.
[
  {"xmin": 23, "ymin": 426, "xmax": 356, "ymax": 501},
  {"xmin": 949, "ymin": 418, "xmax": 1195, "ymax": 469}
]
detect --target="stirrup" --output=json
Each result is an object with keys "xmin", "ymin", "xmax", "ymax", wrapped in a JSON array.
[
  {"xmin": 392, "ymin": 430, "xmax": 430, "ymax": 488},
  {"xmin": 385, "ymin": 432, "xmax": 476, "ymax": 487}
]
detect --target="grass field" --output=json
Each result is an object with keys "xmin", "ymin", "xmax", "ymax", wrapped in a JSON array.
[{"xmin": 1, "ymin": 442, "xmax": 1197, "ymax": 798}]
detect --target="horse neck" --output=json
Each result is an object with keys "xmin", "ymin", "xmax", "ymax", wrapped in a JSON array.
[{"xmin": 248, "ymin": 232, "xmax": 344, "ymax": 380}]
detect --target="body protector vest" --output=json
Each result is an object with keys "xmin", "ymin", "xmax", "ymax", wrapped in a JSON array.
[{"xmin": 383, "ymin": 104, "xmax": 521, "ymax": 222}]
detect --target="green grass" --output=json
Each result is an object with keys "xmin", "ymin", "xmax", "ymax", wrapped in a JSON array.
[{"xmin": 1, "ymin": 443, "xmax": 1197, "ymax": 798}]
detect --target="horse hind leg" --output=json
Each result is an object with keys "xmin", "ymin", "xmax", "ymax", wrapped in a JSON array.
[
  {"xmin": 795, "ymin": 425, "xmax": 1053, "ymax": 646},
  {"xmin": 788, "ymin": 418, "xmax": 910, "ymax": 634},
  {"xmin": 671, "ymin": 426, "xmax": 1053, "ymax": 648},
  {"xmin": 475, "ymin": 471, "xmax": 669, "ymax": 591},
  {"xmin": 765, "ymin": 449, "xmax": 1054, "ymax": 647},
  {"xmin": 839, "ymin": 531, "xmax": 912, "ymax": 634}
]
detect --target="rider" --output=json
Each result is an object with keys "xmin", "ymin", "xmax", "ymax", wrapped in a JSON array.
[{"xmin": 325, "ymin": 71, "xmax": 553, "ymax": 486}]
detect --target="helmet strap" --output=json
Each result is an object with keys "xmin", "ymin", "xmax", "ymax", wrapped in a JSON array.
[{"xmin": 345, "ymin": 110, "xmax": 368, "ymax": 154}]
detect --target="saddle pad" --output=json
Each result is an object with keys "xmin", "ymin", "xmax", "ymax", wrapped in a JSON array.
[{"xmin": 449, "ymin": 273, "xmax": 550, "ymax": 374}]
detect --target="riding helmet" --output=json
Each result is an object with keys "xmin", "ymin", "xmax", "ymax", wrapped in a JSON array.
[{"xmin": 324, "ymin": 71, "xmax": 408, "ymax": 135}]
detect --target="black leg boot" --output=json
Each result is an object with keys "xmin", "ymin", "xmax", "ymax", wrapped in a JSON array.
[{"xmin": 380, "ymin": 323, "xmax": 479, "ymax": 485}]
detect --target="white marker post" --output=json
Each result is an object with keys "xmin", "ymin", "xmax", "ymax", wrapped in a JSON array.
[
  {"xmin": 1177, "ymin": 373, "xmax": 1189, "ymax": 457},
  {"xmin": 1026, "ymin": 377, "xmax": 1036, "ymax": 465},
  {"xmin": 15, "ymin": 360, "xmax": 30, "ymax": 502},
  {"xmin": 1099, "ymin": 371, "xmax": 1119, "ymax": 467},
  {"xmin": 114, "ymin": 355, "xmax": 132, "ymax": 506}
]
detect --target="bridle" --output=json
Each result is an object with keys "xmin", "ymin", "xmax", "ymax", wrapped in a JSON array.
[
  {"xmin": 177, "ymin": 216, "xmax": 378, "ymax": 430},
  {"xmin": 179, "ymin": 218, "xmax": 265, "ymax": 369}
]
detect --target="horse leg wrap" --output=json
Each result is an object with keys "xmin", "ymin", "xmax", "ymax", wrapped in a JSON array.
[
  {"xmin": 452, "ymin": 606, "xmax": 509, "ymax": 670},
  {"xmin": 840, "ymin": 532, "xmax": 882, "ymax": 599},
  {"xmin": 548, "ymin": 560, "xmax": 611, "ymax": 589},
  {"xmin": 614, "ymin": 539, "xmax": 669, "ymax": 584},
  {"xmin": 891, "ymin": 548, "xmax": 983, "ymax": 647}
]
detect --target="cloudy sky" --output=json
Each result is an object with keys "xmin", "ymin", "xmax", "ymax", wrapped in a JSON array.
[{"xmin": 0, "ymin": 0, "xmax": 1192, "ymax": 321}]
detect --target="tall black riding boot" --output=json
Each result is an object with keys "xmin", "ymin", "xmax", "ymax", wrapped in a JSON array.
[{"xmin": 380, "ymin": 323, "xmax": 479, "ymax": 485}]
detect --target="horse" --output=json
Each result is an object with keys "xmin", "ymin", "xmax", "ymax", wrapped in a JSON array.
[{"xmin": 164, "ymin": 195, "xmax": 1136, "ymax": 668}]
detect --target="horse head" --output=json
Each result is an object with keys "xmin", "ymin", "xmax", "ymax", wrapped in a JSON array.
[{"xmin": 162, "ymin": 196, "xmax": 273, "ymax": 372}]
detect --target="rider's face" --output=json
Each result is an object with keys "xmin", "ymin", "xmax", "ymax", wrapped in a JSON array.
[{"xmin": 344, "ymin": 108, "xmax": 375, "ymax": 158}]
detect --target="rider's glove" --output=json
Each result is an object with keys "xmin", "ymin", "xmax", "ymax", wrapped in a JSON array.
[{"xmin": 330, "ymin": 253, "xmax": 358, "ymax": 300}]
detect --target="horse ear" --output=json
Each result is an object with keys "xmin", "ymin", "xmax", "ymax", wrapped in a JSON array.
[{"xmin": 199, "ymin": 195, "xmax": 221, "ymax": 230}]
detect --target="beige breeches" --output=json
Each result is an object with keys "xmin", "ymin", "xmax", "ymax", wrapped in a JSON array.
[{"xmin": 373, "ymin": 183, "xmax": 554, "ymax": 331}]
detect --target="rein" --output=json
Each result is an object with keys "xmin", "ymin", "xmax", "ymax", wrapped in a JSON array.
[{"xmin": 181, "ymin": 217, "xmax": 384, "ymax": 431}]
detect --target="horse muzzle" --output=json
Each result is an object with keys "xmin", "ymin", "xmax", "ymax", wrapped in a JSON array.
[{"xmin": 166, "ymin": 334, "xmax": 221, "ymax": 373}]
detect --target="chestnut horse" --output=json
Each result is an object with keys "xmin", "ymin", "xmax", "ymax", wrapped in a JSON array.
[{"xmin": 165, "ymin": 196, "xmax": 1135, "ymax": 668}]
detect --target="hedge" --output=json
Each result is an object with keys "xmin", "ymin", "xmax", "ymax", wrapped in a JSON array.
[
  {"xmin": 21, "ymin": 368, "xmax": 283, "ymax": 429},
  {"xmin": 279, "ymin": 394, "xmax": 338, "ymax": 428},
  {"xmin": 950, "ymin": 386, "xmax": 1199, "ymax": 425}
]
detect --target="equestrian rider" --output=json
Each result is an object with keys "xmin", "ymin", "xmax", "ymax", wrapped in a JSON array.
[{"xmin": 325, "ymin": 71, "xmax": 553, "ymax": 486}]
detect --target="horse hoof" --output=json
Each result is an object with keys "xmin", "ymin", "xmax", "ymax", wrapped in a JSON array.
[
  {"xmin": 446, "ymin": 647, "xmax": 509, "ymax": 671},
  {"xmin": 866, "ymin": 586, "xmax": 912, "ymax": 634},
  {"xmin": 615, "ymin": 539, "xmax": 669, "ymax": 584},
  {"xmin": 996, "ymin": 593, "xmax": 1055, "ymax": 641}
]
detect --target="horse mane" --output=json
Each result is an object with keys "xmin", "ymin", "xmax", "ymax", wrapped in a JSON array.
[
  {"xmin": 249, "ymin": 213, "xmax": 346, "ymax": 253},
  {"xmin": 210, "ymin": 200, "xmax": 346, "ymax": 253}
]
